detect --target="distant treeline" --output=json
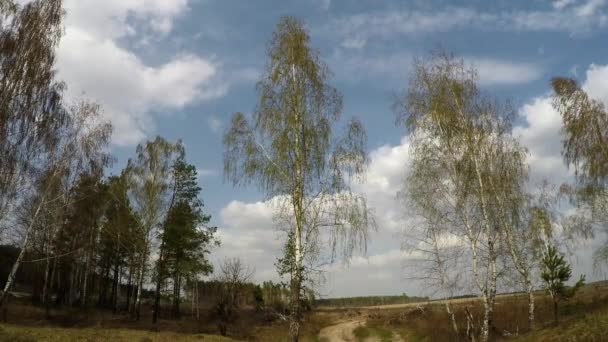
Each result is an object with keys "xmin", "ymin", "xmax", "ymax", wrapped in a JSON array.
[{"xmin": 316, "ymin": 294, "xmax": 429, "ymax": 307}]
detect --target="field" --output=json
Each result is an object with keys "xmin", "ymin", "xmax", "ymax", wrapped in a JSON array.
[{"xmin": 1, "ymin": 281, "xmax": 608, "ymax": 341}]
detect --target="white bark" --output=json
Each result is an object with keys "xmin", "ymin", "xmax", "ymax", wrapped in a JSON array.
[{"xmin": 0, "ymin": 199, "xmax": 44, "ymax": 307}]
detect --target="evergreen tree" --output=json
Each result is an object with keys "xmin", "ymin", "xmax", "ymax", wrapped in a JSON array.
[{"xmin": 541, "ymin": 245, "xmax": 585, "ymax": 324}]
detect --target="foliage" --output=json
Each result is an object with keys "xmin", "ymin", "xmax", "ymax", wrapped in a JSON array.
[
  {"xmin": 552, "ymin": 78, "xmax": 608, "ymax": 271},
  {"xmin": 223, "ymin": 16, "xmax": 374, "ymax": 341},
  {"xmin": 158, "ymin": 156, "xmax": 218, "ymax": 319},
  {"xmin": 398, "ymin": 52, "xmax": 530, "ymax": 341},
  {"xmin": 541, "ymin": 245, "xmax": 585, "ymax": 324}
]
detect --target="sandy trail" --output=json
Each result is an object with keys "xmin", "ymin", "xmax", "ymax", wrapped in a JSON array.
[
  {"xmin": 318, "ymin": 319, "xmax": 366, "ymax": 341},
  {"xmin": 318, "ymin": 318, "xmax": 404, "ymax": 342}
]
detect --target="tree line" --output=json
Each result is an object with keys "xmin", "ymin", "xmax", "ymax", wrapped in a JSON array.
[
  {"xmin": 1, "ymin": 1, "xmax": 608, "ymax": 341},
  {"xmin": 0, "ymin": 0, "xmax": 217, "ymax": 324}
]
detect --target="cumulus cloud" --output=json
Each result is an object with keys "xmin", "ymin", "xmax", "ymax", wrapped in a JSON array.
[
  {"xmin": 213, "ymin": 199, "xmax": 285, "ymax": 282},
  {"xmin": 212, "ymin": 137, "xmax": 413, "ymax": 294},
  {"xmin": 51, "ymin": 0, "xmax": 230, "ymax": 145}
]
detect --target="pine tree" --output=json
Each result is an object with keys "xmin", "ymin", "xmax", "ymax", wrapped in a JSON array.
[{"xmin": 541, "ymin": 245, "xmax": 585, "ymax": 324}]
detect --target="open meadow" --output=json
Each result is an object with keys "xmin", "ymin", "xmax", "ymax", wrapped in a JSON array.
[{"xmin": 1, "ymin": 281, "xmax": 607, "ymax": 341}]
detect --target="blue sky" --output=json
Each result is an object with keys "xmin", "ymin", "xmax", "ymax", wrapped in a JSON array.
[{"xmin": 54, "ymin": 0, "xmax": 608, "ymax": 297}]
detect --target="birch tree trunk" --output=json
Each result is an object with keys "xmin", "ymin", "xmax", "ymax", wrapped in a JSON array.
[
  {"xmin": 528, "ymin": 281, "xmax": 535, "ymax": 330},
  {"xmin": 152, "ymin": 240, "xmax": 165, "ymax": 323},
  {"xmin": 289, "ymin": 65, "xmax": 304, "ymax": 342},
  {"xmin": 135, "ymin": 248, "xmax": 147, "ymax": 320},
  {"xmin": 0, "ymin": 201, "xmax": 44, "ymax": 308}
]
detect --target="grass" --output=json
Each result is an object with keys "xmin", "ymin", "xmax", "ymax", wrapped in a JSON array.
[
  {"xmin": 356, "ymin": 281, "xmax": 608, "ymax": 342},
  {"xmin": 511, "ymin": 310, "xmax": 608, "ymax": 342},
  {"xmin": 0, "ymin": 323, "xmax": 234, "ymax": 342}
]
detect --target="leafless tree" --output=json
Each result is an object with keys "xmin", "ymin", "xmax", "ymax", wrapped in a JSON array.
[{"xmin": 215, "ymin": 257, "xmax": 254, "ymax": 336}]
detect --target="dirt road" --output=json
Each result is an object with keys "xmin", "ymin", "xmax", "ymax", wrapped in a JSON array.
[
  {"xmin": 318, "ymin": 319, "xmax": 404, "ymax": 342},
  {"xmin": 318, "ymin": 319, "xmax": 366, "ymax": 341}
]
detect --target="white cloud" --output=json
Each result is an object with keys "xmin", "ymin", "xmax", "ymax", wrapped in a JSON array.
[
  {"xmin": 330, "ymin": 51, "xmax": 541, "ymax": 87},
  {"xmin": 214, "ymin": 199, "xmax": 284, "ymax": 283},
  {"xmin": 553, "ymin": 0, "xmax": 577, "ymax": 9},
  {"xmin": 468, "ymin": 58, "xmax": 543, "ymax": 85},
  {"xmin": 52, "ymin": 0, "xmax": 230, "ymax": 145},
  {"xmin": 61, "ymin": 0, "xmax": 189, "ymax": 40},
  {"xmin": 325, "ymin": 5, "xmax": 608, "ymax": 46},
  {"xmin": 575, "ymin": 0, "xmax": 607, "ymax": 16},
  {"xmin": 514, "ymin": 62, "xmax": 608, "ymax": 186},
  {"xmin": 213, "ymin": 138, "xmax": 413, "ymax": 294}
]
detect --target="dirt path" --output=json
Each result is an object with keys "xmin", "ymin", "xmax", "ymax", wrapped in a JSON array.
[
  {"xmin": 318, "ymin": 319, "xmax": 365, "ymax": 341},
  {"xmin": 318, "ymin": 319, "xmax": 404, "ymax": 342}
]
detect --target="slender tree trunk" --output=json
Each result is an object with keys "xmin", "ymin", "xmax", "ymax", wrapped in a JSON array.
[
  {"xmin": 45, "ymin": 257, "xmax": 57, "ymax": 319},
  {"xmin": 152, "ymin": 240, "xmax": 165, "ymax": 324},
  {"xmin": 553, "ymin": 298, "xmax": 559, "ymax": 325},
  {"xmin": 195, "ymin": 279, "xmax": 199, "ymax": 321},
  {"xmin": 481, "ymin": 243, "xmax": 498, "ymax": 342},
  {"xmin": 111, "ymin": 263, "xmax": 119, "ymax": 313},
  {"xmin": 126, "ymin": 267, "xmax": 132, "ymax": 312},
  {"xmin": 42, "ymin": 223, "xmax": 54, "ymax": 305},
  {"xmin": 190, "ymin": 281, "xmax": 194, "ymax": 316},
  {"xmin": 81, "ymin": 253, "xmax": 91, "ymax": 309},
  {"xmin": 113, "ymin": 265, "xmax": 120, "ymax": 315},
  {"xmin": 135, "ymin": 252, "xmax": 146, "ymax": 321},
  {"xmin": 42, "ymin": 253, "xmax": 51, "ymax": 305},
  {"xmin": 68, "ymin": 264, "xmax": 76, "ymax": 307},
  {"xmin": 289, "ymin": 61, "xmax": 304, "ymax": 342},
  {"xmin": 175, "ymin": 274, "xmax": 181, "ymax": 317},
  {"xmin": 445, "ymin": 302, "xmax": 459, "ymax": 336},
  {"xmin": 0, "ymin": 201, "xmax": 44, "ymax": 308},
  {"xmin": 527, "ymin": 280, "xmax": 535, "ymax": 330}
]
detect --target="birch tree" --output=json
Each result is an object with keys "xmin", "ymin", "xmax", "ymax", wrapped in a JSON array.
[
  {"xmin": 551, "ymin": 77, "xmax": 608, "ymax": 269},
  {"xmin": 397, "ymin": 53, "xmax": 529, "ymax": 341},
  {"xmin": 223, "ymin": 16, "xmax": 374, "ymax": 342},
  {"xmin": 0, "ymin": 0, "xmax": 65, "ymax": 231},
  {"xmin": 127, "ymin": 136, "xmax": 183, "ymax": 321},
  {"xmin": 0, "ymin": 100, "xmax": 111, "ymax": 308}
]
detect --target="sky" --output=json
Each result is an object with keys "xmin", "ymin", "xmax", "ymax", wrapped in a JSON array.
[{"xmin": 48, "ymin": 0, "xmax": 608, "ymax": 298}]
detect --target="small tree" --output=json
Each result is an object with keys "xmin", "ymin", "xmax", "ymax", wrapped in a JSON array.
[
  {"xmin": 215, "ymin": 258, "xmax": 254, "ymax": 336},
  {"xmin": 540, "ymin": 245, "xmax": 585, "ymax": 324}
]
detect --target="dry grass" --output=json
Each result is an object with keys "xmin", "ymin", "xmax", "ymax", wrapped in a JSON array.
[
  {"xmin": 510, "ymin": 310, "xmax": 608, "ymax": 342},
  {"xmin": 0, "ymin": 323, "xmax": 234, "ymax": 342},
  {"xmin": 358, "ymin": 281, "xmax": 608, "ymax": 342},
  {"xmin": 0, "ymin": 303, "xmax": 338, "ymax": 342}
]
